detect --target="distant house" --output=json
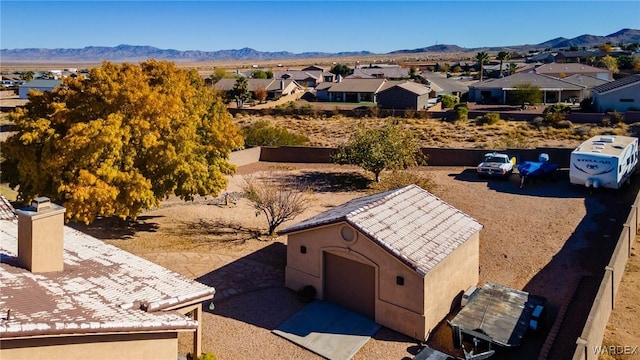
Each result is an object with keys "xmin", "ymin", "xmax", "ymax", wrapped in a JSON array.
[
  {"xmin": 212, "ymin": 78, "xmax": 302, "ymax": 100},
  {"xmin": 533, "ymin": 62, "xmax": 612, "ymax": 81},
  {"xmin": 18, "ymin": 79, "xmax": 62, "ymax": 99},
  {"xmin": 525, "ymin": 52, "xmax": 556, "ymax": 64},
  {"xmin": 419, "ymin": 71, "xmax": 469, "ymax": 98},
  {"xmin": 592, "ymin": 74, "xmax": 640, "ymax": 112},
  {"xmin": 468, "ymin": 72, "xmax": 584, "ymax": 104},
  {"xmin": 316, "ymin": 78, "xmax": 402, "ymax": 103},
  {"xmin": 0, "ymin": 197, "xmax": 215, "ymax": 359},
  {"xmin": 273, "ymin": 70, "xmax": 323, "ymax": 88},
  {"xmin": 554, "ymin": 50, "xmax": 607, "ymax": 64},
  {"xmin": 347, "ymin": 67, "xmax": 410, "ymax": 80},
  {"xmin": 377, "ymin": 81, "xmax": 430, "ymax": 110},
  {"xmin": 280, "ymin": 185, "xmax": 482, "ymax": 341}
]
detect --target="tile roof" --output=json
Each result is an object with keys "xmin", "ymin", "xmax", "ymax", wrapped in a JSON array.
[
  {"xmin": 0, "ymin": 218, "xmax": 215, "ymax": 339},
  {"xmin": 326, "ymin": 78, "xmax": 388, "ymax": 93},
  {"xmin": 279, "ymin": 185, "xmax": 482, "ymax": 276},
  {"xmin": 592, "ymin": 74, "xmax": 640, "ymax": 94},
  {"xmin": 274, "ymin": 70, "xmax": 321, "ymax": 81},
  {"xmin": 379, "ymin": 81, "xmax": 430, "ymax": 96},
  {"xmin": 534, "ymin": 62, "xmax": 608, "ymax": 75},
  {"xmin": 471, "ymin": 72, "xmax": 583, "ymax": 90},
  {"xmin": 561, "ymin": 74, "xmax": 610, "ymax": 88},
  {"xmin": 348, "ymin": 67, "xmax": 410, "ymax": 79},
  {"xmin": 20, "ymin": 79, "xmax": 62, "ymax": 88},
  {"xmin": 0, "ymin": 196, "xmax": 16, "ymax": 220}
]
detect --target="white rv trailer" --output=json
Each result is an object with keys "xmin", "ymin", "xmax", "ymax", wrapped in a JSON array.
[{"xmin": 570, "ymin": 135, "xmax": 638, "ymax": 189}]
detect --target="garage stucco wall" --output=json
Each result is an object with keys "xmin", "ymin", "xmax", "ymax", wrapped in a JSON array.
[
  {"xmin": 0, "ymin": 332, "xmax": 179, "ymax": 360},
  {"xmin": 285, "ymin": 222, "xmax": 479, "ymax": 340},
  {"xmin": 422, "ymin": 231, "xmax": 480, "ymax": 337}
]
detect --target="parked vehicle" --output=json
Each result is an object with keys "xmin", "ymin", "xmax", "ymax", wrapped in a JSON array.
[
  {"xmin": 477, "ymin": 152, "xmax": 515, "ymax": 178},
  {"xmin": 517, "ymin": 153, "xmax": 560, "ymax": 188},
  {"xmin": 569, "ymin": 135, "xmax": 638, "ymax": 189}
]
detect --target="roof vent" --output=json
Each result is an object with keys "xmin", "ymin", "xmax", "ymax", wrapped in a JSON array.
[
  {"xmin": 31, "ymin": 197, "xmax": 51, "ymax": 212},
  {"xmin": 599, "ymin": 136, "xmax": 615, "ymax": 143}
]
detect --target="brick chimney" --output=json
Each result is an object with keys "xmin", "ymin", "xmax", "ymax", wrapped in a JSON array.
[{"xmin": 16, "ymin": 197, "xmax": 66, "ymax": 273}]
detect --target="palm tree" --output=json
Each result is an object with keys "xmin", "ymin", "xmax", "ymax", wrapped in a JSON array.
[
  {"xmin": 496, "ymin": 51, "xmax": 510, "ymax": 78},
  {"xmin": 508, "ymin": 62, "xmax": 518, "ymax": 75},
  {"xmin": 475, "ymin": 51, "xmax": 490, "ymax": 81}
]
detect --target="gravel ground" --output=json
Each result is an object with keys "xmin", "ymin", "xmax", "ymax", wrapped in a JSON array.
[{"xmin": 98, "ymin": 162, "xmax": 639, "ymax": 360}]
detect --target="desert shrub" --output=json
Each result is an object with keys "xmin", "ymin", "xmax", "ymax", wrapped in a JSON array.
[
  {"xmin": 555, "ymin": 120, "xmax": 573, "ymax": 129},
  {"xmin": 369, "ymin": 170, "xmax": 437, "ymax": 193},
  {"xmin": 478, "ymin": 112, "xmax": 501, "ymax": 125},
  {"xmin": 440, "ymin": 94, "xmax": 457, "ymax": 109},
  {"xmin": 544, "ymin": 103, "xmax": 571, "ymax": 115},
  {"xmin": 404, "ymin": 108, "xmax": 417, "ymax": 119},
  {"xmin": 543, "ymin": 111, "xmax": 566, "ymax": 128},
  {"xmin": 242, "ymin": 121, "xmax": 309, "ymax": 147},
  {"xmin": 601, "ymin": 117, "xmax": 612, "ymax": 127},
  {"xmin": 198, "ymin": 353, "xmax": 217, "ymax": 360},
  {"xmin": 490, "ymin": 130, "xmax": 535, "ymax": 149},
  {"xmin": 453, "ymin": 103, "xmax": 468, "ymax": 121},
  {"xmin": 573, "ymin": 125, "xmax": 592, "ymax": 137},
  {"xmin": 299, "ymin": 103, "xmax": 314, "ymax": 116}
]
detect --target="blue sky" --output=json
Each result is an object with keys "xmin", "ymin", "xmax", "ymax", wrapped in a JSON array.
[{"xmin": 1, "ymin": 1, "xmax": 639, "ymax": 54}]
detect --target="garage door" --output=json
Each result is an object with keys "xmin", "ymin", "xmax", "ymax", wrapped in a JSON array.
[{"xmin": 323, "ymin": 252, "xmax": 375, "ymax": 318}]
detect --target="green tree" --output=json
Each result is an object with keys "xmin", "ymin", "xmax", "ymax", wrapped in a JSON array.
[
  {"xmin": 509, "ymin": 83, "xmax": 542, "ymax": 105},
  {"xmin": 251, "ymin": 69, "xmax": 273, "ymax": 79},
  {"xmin": 409, "ymin": 66, "xmax": 419, "ymax": 79},
  {"xmin": 600, "ymin": 55, "xmax": 619, "ymax": 74},
  {"xmin": 496, "ymin": 51, "xmax": 510, "ymax": 78},
  {"xmin": 440, "ymin": 94, "xmax": 457, "ymax": 109},
  {"xmin": 209, "ymin": 68, "xmax": 228, "ymax": 84},
  {"xmin": 617, "ymin": 55, "xmax": 635, "ymax": 70},
  {"xmin": 475, "ymin": 51, "xmax": 490, "ymax": 81},
  {"xmin": 19, "ymin": 71, "xmax": 35, "ymax": 82},
  {"xmin": 231, "ymin": 77, "xmax": 252, "ymax": 108},
  {"xmin": 508, "ymin": 62, "xmax": 518, "ymax": 75},
  {"xmin": 2, "ymin": 60, "xmax": 244, "ymax": 224},
  {"xmin": 330, "ymin": 63, "xmax": 351, "ymax": 77},
  {"xmin": 333, "ymin": 124, "xmax": 425, "ymax": 182}
]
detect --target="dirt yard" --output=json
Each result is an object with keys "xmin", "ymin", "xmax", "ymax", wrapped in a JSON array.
[{"xmin": 69, "ymin": 162, "xmax": 640, "ymax": 360}]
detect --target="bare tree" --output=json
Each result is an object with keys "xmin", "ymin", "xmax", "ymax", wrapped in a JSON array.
[{"xmin": 242, "ymin": 176, "xmax": 312, "ymax": 236}]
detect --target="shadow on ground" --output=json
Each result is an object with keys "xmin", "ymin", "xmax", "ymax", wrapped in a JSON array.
[
  {"xmin": 429, "ymin": 173, "xmax": 640, "ymax": 359},
  {"xmin": 452, "ymin": 168, "xmax": 585, "ymax": 198},
  {"xmin": 279, "ymin": 171, "xmax": 372, "ymax": 193},
  {"xmin": 68, "ymin": 215, "xmax": 161, "ymax": 240},
  {"xmin": 168, "ymin": 218, "xmax": 263, "ymax": 246}
]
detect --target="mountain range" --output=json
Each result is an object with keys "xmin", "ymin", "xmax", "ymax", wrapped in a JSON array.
[{"xmin": 1, "ymin": 29, "xmax": 638, "ymax": 63}]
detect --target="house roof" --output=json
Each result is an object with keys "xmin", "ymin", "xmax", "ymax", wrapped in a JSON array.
[
  {"xmin": 326, "ymin": 78, "xmax": 388, "ymax": 93},
  {"xmin": 555, "ymin": 50, "xmax": 606, "ymax": 59},
  {"xmin": 212, "ymin": 78, "xmax": 300, "ymax": 92},
  {"xmin": 561, "ymin": 74, "xmax": 610, "ymax": 88},
  {"xmin": 534, "ymin": 62, "xmax": 609, "ymax": 75},
  {"xmin": 274, "ymin": 70, "xmax": 321, "ymax": 81},
  {"xmin": 279, "ymin": 185, "xmax": 482, "ymax": 276},
  {"xmin": 0, "ymin": 196, "xmax": 16, "ymax": 220},
  {"xmin": 348, "ymin": 67, "xmax": 410, "ymax": 79},
  {"xmin": 379, "ymin": 81, "xmax": 430, "ymax": 96},
  {"xmin": 592, "ymin": 74, "xmax": 640, "ymax": 94},
  {"xmin": 0, "ymin": 203, "xmax": 215, "ymax": 339},
  {"xmin": 419, "ymin": 71, "xmax": 470, "ymax": 94},
  {"xmin": 20, "ymin": 79, "xmax": 62, "ymax": 88},
  {"xmin": 470, "ymin": 72, "xmax": 583, "ymax": 90}
]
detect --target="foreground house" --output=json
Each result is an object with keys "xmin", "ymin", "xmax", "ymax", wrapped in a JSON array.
[
  {"xmin": 592, "ymin": 74, "xmax": 640, "ymax": 112},
  {"xmin": 279, "ymin": 185, "xmax": 482, "ymax": 340},
  {"xmin": 0, "ymin": 197, "xmax": 214, "ymax": 359},
  {"xmin": 315, "ymin": 78, "xmax": 405, "ymax": 103}
]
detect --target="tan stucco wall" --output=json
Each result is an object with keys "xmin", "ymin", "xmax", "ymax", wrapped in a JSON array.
[
  {"xmin": 0, "ymin": 332, "xmax": 179, "ymax": 360},
  {"xmin": 422, "ymin": 232, "xmax": 480, "ymax": 336},
  {"xmin": 285, "ymin": 222, "xmax": 480, "ymax": 340},
  {"xmin": 17, "ymin": 206, "xmax": 65, "ymax": 273}
]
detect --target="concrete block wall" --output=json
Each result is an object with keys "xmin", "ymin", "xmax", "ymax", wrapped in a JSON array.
[{"xmin": 572, "ymin": 194, "xmax": 640, "ymax": 359}]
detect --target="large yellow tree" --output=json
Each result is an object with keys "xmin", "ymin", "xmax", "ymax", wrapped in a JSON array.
[{"xmin": 3, "ymin": 60, "xmax": 244, "ymax": 223}]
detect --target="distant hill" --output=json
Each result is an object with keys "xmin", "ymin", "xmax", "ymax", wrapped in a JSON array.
[
  {"xmin": 0, "ymin": 44, "xmax": 372, "ymax": 63},
  {"xmin": 389, "ymin": 44, "xmax": 467, "ymax": 54},
  {"xmin": 1, "ymin": 29, "xmax": 638, "ymax": 63},
  {"xmin": 391, "ymin": 29, "xmax": 640, "ymax": 53}
]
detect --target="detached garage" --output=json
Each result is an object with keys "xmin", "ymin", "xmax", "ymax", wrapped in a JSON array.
[{"xmin": 279, "ymin": 185, "xmax": 482, "ymax": 341}]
